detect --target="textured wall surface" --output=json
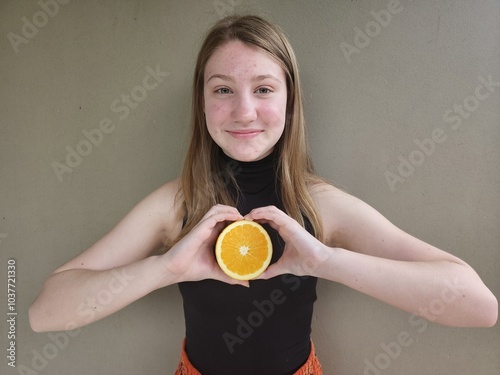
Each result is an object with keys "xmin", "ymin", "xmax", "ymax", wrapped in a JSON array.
[{"xmin": 1, "ymin": 0, "xmax": 498, "ymax": 374}]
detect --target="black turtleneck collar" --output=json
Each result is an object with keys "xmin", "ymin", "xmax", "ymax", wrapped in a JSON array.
[
  {"xmin": 221, "ymin": 152, "xmax": 280, "ymax": 212},
  {"xmin": 220, "ymin": 150, "xmax": 279, "ymax": 196}
]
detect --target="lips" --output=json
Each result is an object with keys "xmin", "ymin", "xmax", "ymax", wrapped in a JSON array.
[{"xmin": 226, "ymin": 129, "xmax": 264, "ymax": 139}]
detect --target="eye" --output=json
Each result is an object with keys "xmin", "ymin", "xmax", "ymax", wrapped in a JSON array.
[
  {"xmin": 215, "ymin": 87, "xmax": 232, "ymax": 94},
  {"xmin": 256, "ymin": 87, "xmax": 272, "ymax": 94}
]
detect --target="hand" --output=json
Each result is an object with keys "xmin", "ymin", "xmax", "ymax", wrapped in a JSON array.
[
  {"xmin": 160, "ymin": 204, "xmax": 248, "ymax": 286},
  {"xmin": 245, "ymin": 206, "xmax": 330, "ymax": 279}
]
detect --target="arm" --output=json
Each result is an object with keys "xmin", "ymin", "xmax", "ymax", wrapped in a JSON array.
[
  {"xmin": 29, "ymin": 179, "xmax": 244, "ymax": 332},
  {"xmin": 29, "ymin": 181, "xmax": 179, "ymax": 332},
  {"xmin": 245, "ymin": 184, "xmax": 498, "ymax": 327},
  {"xmin": 30, "ymin": 256, "xmax": 171, "ymax": 332}
]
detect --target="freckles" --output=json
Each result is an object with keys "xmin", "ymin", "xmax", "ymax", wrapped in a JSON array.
[
  {"xmin": 206, "ymin": 101, "xmax": 224, "ymax": 114},
  {"xmin": 212, "ymin": 103, "xmax": 229, "ymax": 118},
  {"xmin": 260, "ymin": 105, "xmax": 286, "ymax": 127},
  {"xmin": 206, "ymin": 103, "xmax": 229, "ymax": 129}
]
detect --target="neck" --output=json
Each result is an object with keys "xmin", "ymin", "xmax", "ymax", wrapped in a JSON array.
[{"xmin": 221, "ymin": 149, "xmax": 278, "ymax": 195}]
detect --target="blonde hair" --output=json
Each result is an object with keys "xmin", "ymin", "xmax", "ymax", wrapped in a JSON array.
[{"xmin": 177, "ymin": 14, "xmax": 324, "ymax": 242}]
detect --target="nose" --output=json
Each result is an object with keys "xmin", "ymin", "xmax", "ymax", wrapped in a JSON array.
[{"xmin": 231, "ymin": 92, "xmax": 257, "ymax": 124}]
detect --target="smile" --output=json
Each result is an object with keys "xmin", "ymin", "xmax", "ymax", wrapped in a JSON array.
[{"xmin": 226, "ymin": 130, "xmax": 264, "ymax": 139}]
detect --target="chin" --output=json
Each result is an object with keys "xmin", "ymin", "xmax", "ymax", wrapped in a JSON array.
[
  {"xmin": 230, "ymin": 152, "xmax": 267, "ymax": 162},
  {"xmin": 229, "ymin": 154, "xmax": 255, "ymax": 162},
  {"xmin": 224, "ymin": 147, "xmax": 273, "ymax": 162}
]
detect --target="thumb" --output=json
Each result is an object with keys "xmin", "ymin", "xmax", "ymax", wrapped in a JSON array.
[
  {"xmin": 213, "ymin": 268, "xmax": 250, "ymax": 287},
  {"xmin": 255, "ymin": 263, "xmax": 285, "ymax": 280}
]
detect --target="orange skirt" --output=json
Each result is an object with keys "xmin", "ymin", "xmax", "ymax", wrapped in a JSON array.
[{"xmin": 174, "ymin": 339, "xmax": 322, "ymax": 375}]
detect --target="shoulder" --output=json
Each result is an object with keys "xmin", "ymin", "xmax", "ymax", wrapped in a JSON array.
[
  {"xmin": 308, "ymin": 181, "xmax": 361, "ymax": 246},
  {"xmin": 116, "ymin": 177, "xmax": 184, "ymax": 248},
  {"xmin": 151, "ymin": 177, "xmax": 182, "ymax": 205},
  {"xmin": 308, "ymin": 181, "xmax": 397, "ymax": 252},
  {"xmin": 146, "ymin": 178, "xmax": 184, "ymax": 243},
  {"xmin": 52, "ymin": 178, "xmax": 184, "ymax": 273},
  {"xmin": 308, "ymin": 181, "xmax": 463, "ymax": 263}
]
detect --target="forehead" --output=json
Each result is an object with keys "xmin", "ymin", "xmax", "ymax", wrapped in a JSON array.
[{"xmin": 204, "ymin": 40, "xmax": 285, "ymax": 81}]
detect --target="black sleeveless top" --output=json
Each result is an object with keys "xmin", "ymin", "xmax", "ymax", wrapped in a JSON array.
[{"xmin": 178, "ymin": 151, "xmax": 318, "ymax": 375}]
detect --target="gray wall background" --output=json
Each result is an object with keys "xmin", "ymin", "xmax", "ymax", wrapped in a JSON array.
[{"xmin": 1, "ymin": 0, "xmax": 499, "ymax": 374}]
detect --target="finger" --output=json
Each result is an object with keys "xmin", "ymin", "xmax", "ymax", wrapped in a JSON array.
[
  {"xmin": 199, "ymin": 211, "xmax": 243, "ymax": 231},
  {"xmin": 255, "ymin": 262, "xmax": 287, "ymax": 280},
  {"xmin": 223, "ymin": 276, "xmax": 250, "ymax": 288},
  {"xmin": 246, "ymin": 207, "xmax": 300, "ymax": 239},
  {"xmin": 245, "ymin": 205, "xmax": 290, "ymax": 225},
  {"xmin": 244, "ymin": 205, "xmax": 278, "ymax": 219},
  {"xmin": 203, "ymin": 204, "xmax": 242, "ymax": 220},
  {"xmin": 211, "ymin": 268, "xmax": 250, "ymax": 287},
  {"xmin": 203, "ymin": 220, "xmax": 226, "ymax": 245}
]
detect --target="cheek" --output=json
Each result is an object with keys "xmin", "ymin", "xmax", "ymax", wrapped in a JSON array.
[
  {"xmin": 261, "ymin": 101, "xmax": 287, "ymax": 129},
  {"xmin": 205, "ymin": 102, "xmax": 229, "ymax": 129}
]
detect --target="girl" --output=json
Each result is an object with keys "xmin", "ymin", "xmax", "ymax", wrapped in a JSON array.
[{"xmin": 29, "ymin": 15, "xmax": 497, "ymax": 374}]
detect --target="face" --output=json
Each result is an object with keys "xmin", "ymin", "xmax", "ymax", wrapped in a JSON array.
[{"xmin": 203, "ymin": 40, "xmax": 288, "ymax": 162}]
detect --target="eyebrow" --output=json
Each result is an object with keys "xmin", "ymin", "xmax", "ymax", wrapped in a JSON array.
[{"xmin": 206, "ymin": 74, "xmax": 282, "ymax": 84}]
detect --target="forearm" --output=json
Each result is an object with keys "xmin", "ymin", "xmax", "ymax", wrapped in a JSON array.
[
  {"xmin": 316, "ymin": 247, "xmax": 498, "ymax": 327},
  {"xmin": 29, "ymin": 255, "xmax": 172, "ymax": 332}
]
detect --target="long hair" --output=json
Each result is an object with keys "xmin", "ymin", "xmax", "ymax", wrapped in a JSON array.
[{"xmin": 176, "ymin": 14, "xmax": 324, "ymax": 242}]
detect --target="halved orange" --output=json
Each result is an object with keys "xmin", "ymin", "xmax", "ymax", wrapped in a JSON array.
[{"xmin": 215, "ymin": 220, "xmax": 273, "ymax": 280}]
